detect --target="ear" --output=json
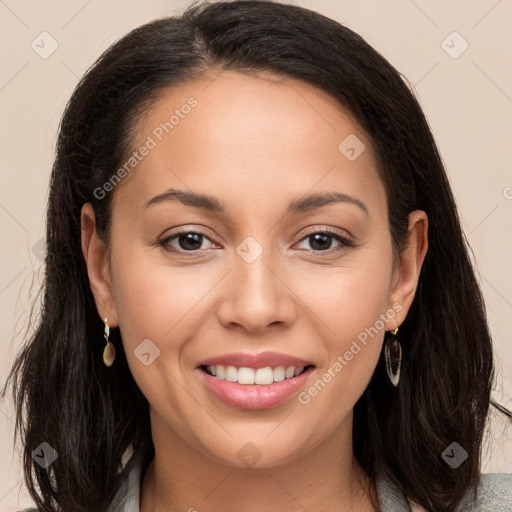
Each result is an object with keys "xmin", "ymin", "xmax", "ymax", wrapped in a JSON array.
[
  {"xmin": 81, "ymin": 202, "xmax": 119, "ymax": 327},
  {"xmin": 386, "ymin": 210, "xmax": 428, "ymax": 328}
]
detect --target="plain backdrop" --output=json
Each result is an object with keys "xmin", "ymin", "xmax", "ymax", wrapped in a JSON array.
[{"xmin": 0, "ymin": 0, "xmax": 511, "ymax": 509}]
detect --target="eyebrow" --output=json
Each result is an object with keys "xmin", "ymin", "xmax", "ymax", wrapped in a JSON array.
[{"xmin": 143, "ymin": 188, "xmax": 369, "ymax": 216}]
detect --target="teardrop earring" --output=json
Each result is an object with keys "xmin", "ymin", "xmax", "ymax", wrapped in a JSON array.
[
  {"xmin": 384, "ymin": 323, "xmax": 401, "ymax": 387},
  {"xmin": 102, "ymin": 317, "xmax": 116, "ymax": 367}
]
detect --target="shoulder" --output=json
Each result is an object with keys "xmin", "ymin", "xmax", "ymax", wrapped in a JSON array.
[
  {"xmin": 463, "ymin": 473, "xmax": 512, "ymax": 510},
  {"xmin": 16, "ymin": 452, "xmax": 148, "ymax": 512},
  {"xmin": 478, "ymin": 472, "xmax": 512, "ymax": 491},
  {"xmin": 377, "ymin": 471, "xmax": 512, "ymax": 511}
]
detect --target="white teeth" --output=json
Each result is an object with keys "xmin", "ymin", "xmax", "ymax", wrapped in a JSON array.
[
  {"xmin": 273, "ymin": 366, "xmax": 285, "ymax": 382},
  {"xmin": 255, "ymin": 367, "xmax": 274, "ymax": 385},
  {"xmin": 238, "ymin": 367, "xmax": 255, "ymax": 384},
  {"xmin": 215, "ymin": 365, "xmax": 224, "ymax": 379},
  {"xmin": 204, "ymin": 364, "xmax": 309, "ymax": 385},
  {"xmin": 225, "ymin": 365, "xmax": 238, "ymax": 382},
  {"xmin": 285, "ymin": 366, "xmax": 295, "ymax": 379}
]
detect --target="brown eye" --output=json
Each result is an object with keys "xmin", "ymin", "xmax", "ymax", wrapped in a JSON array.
[
  {"xmin": 296, "ymin": 230, "xmax": 353, "ymax": 253},
  {"xmin": 159, "ymin": 231, "xmax": 214, "ymax": 252}
]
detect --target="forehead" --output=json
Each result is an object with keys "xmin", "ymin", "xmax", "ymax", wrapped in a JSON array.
[{"xmin": 112, "ymin": 70, "xmax": 385, "ymax": 216}]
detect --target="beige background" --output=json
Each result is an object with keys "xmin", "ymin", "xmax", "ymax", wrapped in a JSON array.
[{"xmin": 1, "ymin": 0, "xmax": 511, "ymax": 508}]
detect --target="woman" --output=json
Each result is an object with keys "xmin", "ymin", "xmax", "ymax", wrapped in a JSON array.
[{"xmin": 3, "ymin": 1, "xmax": 511, "ymax": 511}]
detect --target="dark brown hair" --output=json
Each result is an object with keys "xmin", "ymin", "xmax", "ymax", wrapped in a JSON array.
[{"xmin": 2, "ymin": 1, "xmax": 495, "ymax": 510}]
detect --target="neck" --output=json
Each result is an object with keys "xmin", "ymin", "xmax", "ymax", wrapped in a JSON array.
[{"xmin": 140, "ymin": 410, "xmax": 377, "ymax": 512}]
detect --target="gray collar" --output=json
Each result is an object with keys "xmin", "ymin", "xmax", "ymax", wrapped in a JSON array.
[{"xmin": 376, "ymin": 471, "xmax": 413, "ymax": 511}]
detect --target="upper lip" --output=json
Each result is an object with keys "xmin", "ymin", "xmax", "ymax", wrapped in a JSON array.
[{"xmin": 197, "ymin": 351, "xmax": 315, "ymax": 369}]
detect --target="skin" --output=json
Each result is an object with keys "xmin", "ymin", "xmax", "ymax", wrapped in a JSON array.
[{"xmin": 81, "ymin": 70, "xmax": 428, "ymax": 512}]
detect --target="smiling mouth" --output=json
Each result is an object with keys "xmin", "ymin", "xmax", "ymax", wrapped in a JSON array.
[{"xmin": 199, "ymin": 364, "xmax": 315, "ymax": 385}]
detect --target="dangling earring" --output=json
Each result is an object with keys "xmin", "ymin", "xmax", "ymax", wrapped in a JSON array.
[
  {"xmin": 102, "ymin": 317, "xmax": 116, "ymax": 367},
  {"xmin": 384, "ymin": 323, "xmax": 401, "ymax": 387}
]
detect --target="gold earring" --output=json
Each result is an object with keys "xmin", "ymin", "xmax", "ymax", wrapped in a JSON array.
[
  {"xmin": 102, "ymin": 317, "xmax": 116, "ymax": 367},
  {"xmin": 384, "ymin": 322, "xmax": 401, "ymax": 387}
]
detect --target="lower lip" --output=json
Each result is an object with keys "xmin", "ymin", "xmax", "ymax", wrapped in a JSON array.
[{"xmin": 197, "ymin": 367, "xmax": 314, "ymax": 410}]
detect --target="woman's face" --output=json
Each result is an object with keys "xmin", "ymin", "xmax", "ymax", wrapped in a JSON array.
[{"xmin": 83, "ymin": 70, "xmax": 427, "ymax": 468}]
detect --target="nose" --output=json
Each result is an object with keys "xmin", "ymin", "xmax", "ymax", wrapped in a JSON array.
[{"xmin": 217, "ymin": 247, "xmax": 297, "ymax": 334}]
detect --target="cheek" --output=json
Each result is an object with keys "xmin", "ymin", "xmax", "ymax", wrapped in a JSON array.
[
  {"xmin": 110, "ymin": 250, "xmax": 208, "ymax": 418},
  {"xmin": 292, "ymin": 239, "xmax": 394, "ymax": 337},
  {"xmin": 294, "ymin": 275, "xmax": 389, "ymax": 427},
  {"xmin": 111, "ymin": 247, "xmax": 216, "ymax": 344},
  {"xmin": 291, "ymin": 241, "xmax": 393, "ymax": 404}
]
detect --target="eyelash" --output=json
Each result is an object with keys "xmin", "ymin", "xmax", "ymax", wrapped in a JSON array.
[{"xmin": 157, "ymin": 228, "xmax": 354, "ymax": 256}]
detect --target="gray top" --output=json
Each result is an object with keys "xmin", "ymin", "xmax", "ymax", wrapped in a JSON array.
[{"xmin": 18, "ymin": 453, "xmax": 512, "ymax": 511}]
